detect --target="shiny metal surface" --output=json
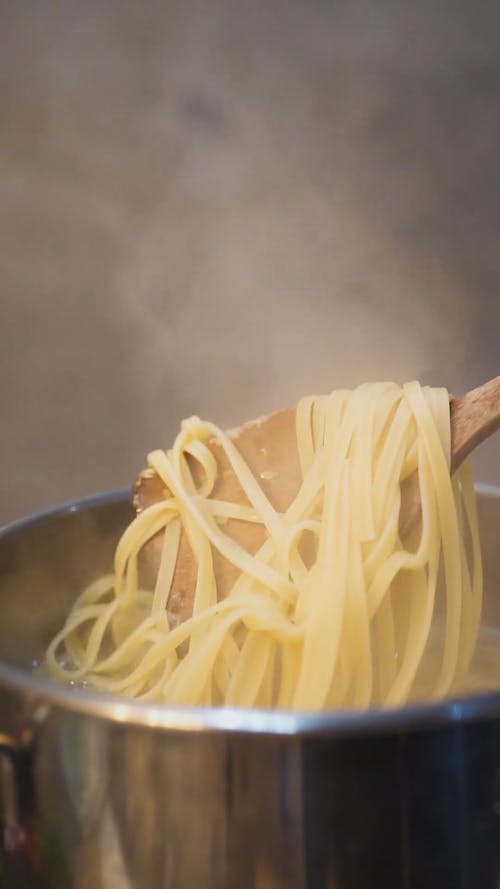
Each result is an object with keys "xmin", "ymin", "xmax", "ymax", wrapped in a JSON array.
[{"xmin": 1, "ymin": 490, "xmax": 500, "ymax": 888}]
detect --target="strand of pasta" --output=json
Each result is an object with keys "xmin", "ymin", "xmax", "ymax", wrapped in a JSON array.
[{"xmin": 45, "ymin": 382, "xmax": 482, "ymax": 711}]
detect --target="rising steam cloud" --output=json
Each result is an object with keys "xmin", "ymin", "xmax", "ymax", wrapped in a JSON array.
[
  {"xmin": 1, "ymin": 0, "xmax": 498, "ymax": 523},
  {"xmin": 115, "ymin": 4, "xmax": 473, "ymax": 451}
]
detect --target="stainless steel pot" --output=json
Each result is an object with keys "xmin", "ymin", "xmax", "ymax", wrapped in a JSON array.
[{"xmin": 1, "ymin": 487, "xmax": 500, "ymax": 889}]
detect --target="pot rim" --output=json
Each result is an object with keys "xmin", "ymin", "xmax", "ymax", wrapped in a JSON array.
[{"xmin": 1, "ymin": 485, "xmax": 500, "ymax": 738}]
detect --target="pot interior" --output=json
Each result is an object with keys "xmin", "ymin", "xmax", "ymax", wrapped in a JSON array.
[
  {"xmin": 1, "ymin": 487, "xmax": 500, "ymax": 698},
  {"xmin": 0, "ymin": 492, "xmax": 134, "ymax": 670}
]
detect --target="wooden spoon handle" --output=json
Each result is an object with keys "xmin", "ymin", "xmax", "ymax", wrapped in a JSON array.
[{"xmin": 450, "ymin": 375, "xmax": 500, "ymax": 473}]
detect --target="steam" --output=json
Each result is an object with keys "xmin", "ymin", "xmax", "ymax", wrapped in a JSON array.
[
  {"xmin": 121, "ymin": 196, "xmax": 464, "ymax": 433},
  {"xmin": 110, "ymin": 2, "xmax": 498, "ymax": 465},
  {"xmin": 117, "ymin": 114, "xmax": 467, "ymax": 449},
  {"xmin": 1, "ymin": 0, "xmax": 499, "ymax": 524}
]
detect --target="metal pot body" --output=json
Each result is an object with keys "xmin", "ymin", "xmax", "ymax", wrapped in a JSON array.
[{"xmin": 1, "ymin": 490, "xmax": 500, "ymax": 889}]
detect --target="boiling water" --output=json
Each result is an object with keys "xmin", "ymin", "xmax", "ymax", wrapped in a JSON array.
[
  {"xmin": 459, "ymin": 626, "xmax": 500, "ymax": 695},
  {"xmin": 409, "ymin": 624, "xmax": 500, "ymax": 704},
  {"xmin": 39, "ymin": 624, "xmax": 500, "ymax": 707}
]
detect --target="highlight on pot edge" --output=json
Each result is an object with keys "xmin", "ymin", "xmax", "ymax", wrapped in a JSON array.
[{"xmin": 44, "ymin": 379, "xmax": 500, "ymax": 711}]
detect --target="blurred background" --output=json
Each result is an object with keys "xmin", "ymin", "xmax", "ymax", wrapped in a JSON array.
[{"xmin": 0, "ymin": 0, "xmax": 499, "ymax": 524}]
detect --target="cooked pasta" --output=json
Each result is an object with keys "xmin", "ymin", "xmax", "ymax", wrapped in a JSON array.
[{"xmin": 45, "ymin": 381, "xmax": 482, "ymax": 709}]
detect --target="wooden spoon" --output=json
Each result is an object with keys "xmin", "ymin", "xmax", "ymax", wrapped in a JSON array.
[
  {"xmin": 134, "ymin": 407, "xmax": 299, "ymax": 626},
  {"xmin": 134, "ymin": 377, "xmax": 500, "ymax": 625}
]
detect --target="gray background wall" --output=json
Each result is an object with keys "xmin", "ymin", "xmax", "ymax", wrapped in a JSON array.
[{"xmin": 1, "ymin": 0, "xmax": 499, "ymax": 524}]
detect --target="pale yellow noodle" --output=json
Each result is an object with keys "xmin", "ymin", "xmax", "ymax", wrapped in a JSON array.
[{"xmin": 45, "ymin": 382, "xmax": 483, "ymax": 710}]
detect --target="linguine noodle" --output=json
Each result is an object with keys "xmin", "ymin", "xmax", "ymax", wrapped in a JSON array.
[{"xmin": 45, "ymin": 382, "xmax": 482, "ymax": 710}]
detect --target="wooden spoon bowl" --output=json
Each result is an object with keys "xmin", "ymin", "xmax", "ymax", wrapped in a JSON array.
[{"xmin": 134, "ymin": 377, "xmax": 500, "ymax": 624}]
